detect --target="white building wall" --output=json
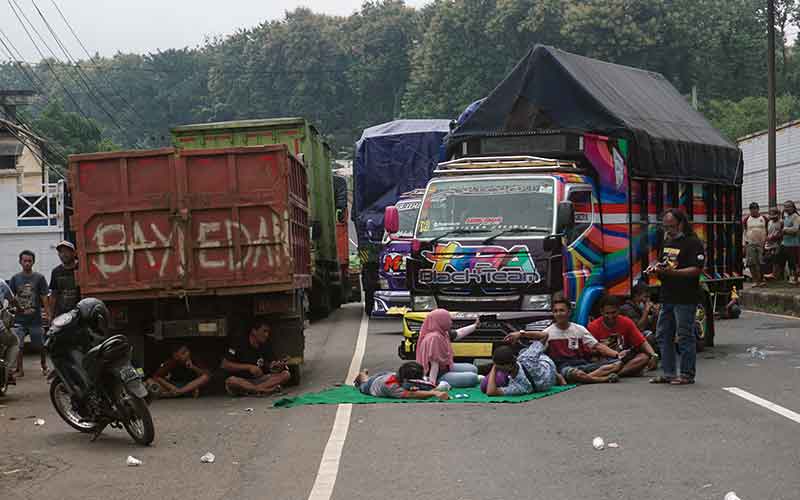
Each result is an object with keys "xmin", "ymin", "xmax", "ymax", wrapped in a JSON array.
[
  {"xmin": 0, "ymin": 183, "xmax": 62, "ymax": 282},
  {"xmin": 739, "ymin": 120, "xmax": 800, "ymax": 212}
]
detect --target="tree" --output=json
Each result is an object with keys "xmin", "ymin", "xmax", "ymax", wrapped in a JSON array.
[
  {"xmin": 29, "ymin": 99, "xmax": 119, "ymax": 163},
  {"xmin": 703, "ymin": 94, "xmax": 800, "ymax": 141}
]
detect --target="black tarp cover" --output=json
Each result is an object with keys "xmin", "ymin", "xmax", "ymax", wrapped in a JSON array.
[{"xmin": 447, "ymin": 45, "xmax": 742, "ymax": 186}]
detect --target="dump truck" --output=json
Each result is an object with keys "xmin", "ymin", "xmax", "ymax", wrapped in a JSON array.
[
  {"xmin": 395, "ymin": 45, "xmax": 743, "ymax": 360},
  {"xmin": 68, "ymin": 145, "xmax": 310, "ymax": 381},
  {"xmin": 171, "ymin": 118, "xmax": 341, "ymax": 316}
]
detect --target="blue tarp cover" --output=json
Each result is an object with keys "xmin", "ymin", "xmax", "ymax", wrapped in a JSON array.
[{"xmin": 353, "ymin": 119, "xmax": 450, "ymax": 242}]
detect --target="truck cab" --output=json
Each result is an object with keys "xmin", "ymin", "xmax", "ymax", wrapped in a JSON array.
[
  {"xmin": 372, "ymin": 190, "xmax": 425, "ymax": 317},
  {"xmin": 398, "ymin": 132, "xmax": 742, "ymax": 360}
]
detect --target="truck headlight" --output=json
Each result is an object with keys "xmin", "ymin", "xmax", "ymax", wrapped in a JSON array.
[
  {"xmin": 412, "ymin": 295, "xmax": 437, "ymax": 312},
  {"xmin": 377, "ymin": 277, "xmax": 390, "ymax": 289},
  {"xmin": 521, "ymin": 294, "xmax": 551, "ymax": 311}
]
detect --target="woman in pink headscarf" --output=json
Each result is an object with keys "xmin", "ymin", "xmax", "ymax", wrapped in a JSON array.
[{"xmin": 415, "ymin": 308, "xmax": 480, "ymax": 388}]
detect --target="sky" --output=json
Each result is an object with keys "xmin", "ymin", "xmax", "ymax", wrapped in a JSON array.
[{"xmin": 0, "ymin": 0, "xmax": 432, "ymax": 62}]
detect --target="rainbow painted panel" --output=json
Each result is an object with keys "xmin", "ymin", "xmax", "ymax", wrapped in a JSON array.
[{"xmin": 559, "ymin": 135, "xmax": 631, "ymax": 306}]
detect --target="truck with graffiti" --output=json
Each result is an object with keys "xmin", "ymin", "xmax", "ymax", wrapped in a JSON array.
[
  {"xmin": 68, "ymin": 145, "xmax": 311, "ymax": 382},
  {"xmin": 172, "ymin": 118, "xmax": 342, "ymax": 317},
  {"xmin": 395, "ymin": 46, "xmax": 743, "ymax": 360},
  {"xmin": 372, "ymin": 189, "xmax": 425, "ymax": 317},
  {"xmin": 353, "ymin": 119, "xmax": 451, "ymax": 316}
]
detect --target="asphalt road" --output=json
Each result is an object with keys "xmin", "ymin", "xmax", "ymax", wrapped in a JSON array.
[{"xmin": 3, "ymin": 305, "xmax": 800, "ymax": 500}]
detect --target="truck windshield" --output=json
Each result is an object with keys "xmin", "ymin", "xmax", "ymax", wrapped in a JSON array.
[
  {"xmin": 416, "ymin": 177, "xmax": 555, "ymax": 237},
  {"xmin": 385, "ymin": 199, "xmax": 421, "ymax": 241}
]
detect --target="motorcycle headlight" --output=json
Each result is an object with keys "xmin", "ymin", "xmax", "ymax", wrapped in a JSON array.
[
  {"xmin": 521, "ymin": 294, "xmax": 551, "ymax": 311},
  {"xmin": 412, "ymin": 295, "xmax": 437, "ymax": 312}
]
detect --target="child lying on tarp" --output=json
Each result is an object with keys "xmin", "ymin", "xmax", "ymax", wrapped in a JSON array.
[{"xmin": 353, "ymin": 361, "xmax": 450, "ymax": 401}]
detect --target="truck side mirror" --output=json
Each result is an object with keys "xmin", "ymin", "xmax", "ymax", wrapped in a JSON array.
[
  {"xmin": 384, "ymin": 206, "xmax": 399, "ymax": 235},
  {"xmin": 556, "ymin": 201, "xmax": 575, "ymax": 234}
]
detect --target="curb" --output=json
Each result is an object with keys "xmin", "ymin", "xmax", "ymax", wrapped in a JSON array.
[{"xmin": 739, "ymin": 288, "xmax": 800, "ymax": 318}]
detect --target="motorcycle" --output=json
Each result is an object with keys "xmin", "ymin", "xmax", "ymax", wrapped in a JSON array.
[
  {"xmin": 45, "ymin": 308, "xmax": 154, "ymax": 445},
  {"xmin": 0, "ymin": 301, "xmax": 15, "ymax": 396}
]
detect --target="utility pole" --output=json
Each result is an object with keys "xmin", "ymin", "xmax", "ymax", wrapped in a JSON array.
[{"xmin": 767, "ymin": 0, "xmax": 777, "ymax": 208}]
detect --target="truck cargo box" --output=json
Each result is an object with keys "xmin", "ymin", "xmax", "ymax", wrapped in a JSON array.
[{"xmin": 69, "ymin": 146, "xmax": 310, "ymax": 301}]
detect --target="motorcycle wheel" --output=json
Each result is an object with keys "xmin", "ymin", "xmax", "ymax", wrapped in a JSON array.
[
  {"xmin": 119, "ymin": 391, "xmax": 154, "ymax": 446},
  {"xmin": 49, "ymin": 379, "xmax": 100, "ymax": 433}
]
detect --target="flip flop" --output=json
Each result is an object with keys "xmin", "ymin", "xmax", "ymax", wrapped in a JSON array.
[
  {"xmin": 649, "ymin": 375, "xmax": 674, "ymax": 384},
  {"xmin": 669, "ymin": 377, "xmax": 695, "ymax": 385}
]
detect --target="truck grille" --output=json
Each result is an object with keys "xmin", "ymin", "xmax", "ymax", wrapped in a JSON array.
[{"xmin": 437, "ymin": 295, "xmax": 520, "ymax": 312}]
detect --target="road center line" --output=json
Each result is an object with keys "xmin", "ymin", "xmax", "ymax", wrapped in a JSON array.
[
  {"xmin": 723, "ymin": 387, "xmax": 800, "ymax": 424},
  {"xmin": 307, "ymin": 309, "xmax": 369, "ymax": 500}
]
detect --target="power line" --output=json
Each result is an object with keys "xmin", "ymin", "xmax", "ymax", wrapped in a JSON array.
[
  {"xmin": 49, "ymin": 0, "xmax": 147, "ymax": 125},
  {"xmin": 9, "ymin": 0, "xmax": 124, "ymax": 132},
  {"xmin": 7, "ymin": 0, "xmax": 94, "ymax": 123},
  {"xmin": 29, "ymin": 0, "xmax": 129, "ymax": 131},
  {"xmin": 0, "ymin": 28, "xmax": 47, "ymax": 93},
  {"xmin": 1, "ymin": 119, "xmax": 66, "ymax": 180}
]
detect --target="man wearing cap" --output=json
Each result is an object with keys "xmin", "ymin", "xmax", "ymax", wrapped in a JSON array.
[
  {"xmin": 48, "ymin": 240, "xmax": 81, "ymax": 320},
  {"xmin": 742, "ymin": 202, "xmax": 768, "ymax": 287}
]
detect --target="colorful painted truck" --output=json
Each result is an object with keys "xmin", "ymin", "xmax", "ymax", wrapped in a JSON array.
[
  {"xmin": 396, "ymin": 45, "xmax": 743, "ymax": 360},
  {"xmin": 171, "ymin": 118, "xmax": 341, "ymax": 316},
  {"xmin": 68, "ymin": 145, "xmax": 311, "ymax": 381},
  {"xmin": 372, "ymin": 189, "xmax": 425, "ymax": 317},
  {"xmin": 352, "ymin": 119, "xmax": 451, "ymax": 315}
]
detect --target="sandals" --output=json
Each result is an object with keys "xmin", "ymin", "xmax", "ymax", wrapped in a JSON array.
[
  {"xmin": 649, "ymin": 375, "xmax": 673, "ymax": 384},
  {"xmin": 607, "ymin": 373, "xmax": 619, "ymax": 384},
  {"xmin": 669, "ymin": 377, "xmax": 695, "ymax": 385}
]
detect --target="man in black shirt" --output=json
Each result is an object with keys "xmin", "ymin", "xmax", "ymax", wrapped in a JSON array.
[
  {"xmin": 221, "ymin": 320, "xmax": 290, "ymax": 396},
  {"xmin": 648, "ymin": 209, "xmax": 705, "ymax": 385},
  {"xmin": 49, "ymin": 240, "xmax": 81, "ymax": 319}
]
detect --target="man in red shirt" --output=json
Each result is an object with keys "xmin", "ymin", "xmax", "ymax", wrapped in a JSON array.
[{"xmin": 588, "ymin": 295, "xmax": 659, "ymax": 377}]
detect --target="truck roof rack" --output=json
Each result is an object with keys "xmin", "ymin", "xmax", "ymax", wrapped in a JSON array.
[
  {"xmin": 434, "ymin": 155, "xmax": 579, "ymax": 174},
  {"xmin": 398, "ymin": 188, "xmax": 427, "ymax": 199}
]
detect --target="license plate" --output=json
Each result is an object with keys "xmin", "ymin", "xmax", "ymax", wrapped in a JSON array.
[
  {"xmin": 120, "ymin": 366, "xmax": 139, "ymax": 383},
  {"xmin": 453, "ymin": 342, "xmax": 493, "ymax": 358}
]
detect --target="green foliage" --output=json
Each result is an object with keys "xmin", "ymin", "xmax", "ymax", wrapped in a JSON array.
[
  {"xmin": 30, "ymin": 99, "xmax": 119, "ymax": 161},
  {"xmin": 2, "ymin": 0, "xmax": 798, "ymax": 154},
  {"xmin": 704, "ymin": 95, "xmax": 800, "ymax": 141}
]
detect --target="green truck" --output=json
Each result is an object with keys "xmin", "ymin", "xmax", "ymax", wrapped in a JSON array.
[{"xmin": 171, "ymin": 118, "xmax": 343, "ymax": 316}]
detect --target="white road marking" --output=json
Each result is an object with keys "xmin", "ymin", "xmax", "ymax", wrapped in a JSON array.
[
  {"xmin": 307, "ymin": 309, "xmax": 369, "ymax": 500},
  {"xmin": 723, "ymin": 387, "xmax": 800, "ymax": 424},
  {"xmin": 345, "ymin": 310, "xmax": 370, "ymax": 385}
]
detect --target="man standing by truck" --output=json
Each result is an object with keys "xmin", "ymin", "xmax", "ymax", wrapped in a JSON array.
[
  {"xmin": 742, "ymin": 202, "xmax": 767, "ymax": 287},
  {"xmin": 9, "ymin": 250, "xmax": 49, "ymax": 377},
  {"xmin": 48, "ymin": 241, "xmax": 81, "ymax": 320},
  {"xmin": 649, "ymin": 209, "xmax": 705, "ymax": 386}
]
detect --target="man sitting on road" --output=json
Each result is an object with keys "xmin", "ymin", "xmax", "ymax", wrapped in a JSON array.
[
  {"xmin": 588, "ymin": 295, "xmax": 658, "ymax": 377},
  {"xmin": 542, "ymin": 295, "xmax": 623, "ymax": 384},
  {"xmin": 146, "ymin": 344, "xmax": 210, "ymax": 398},
  {"xmin": 221, "ymin": 321, "xmax": 290, "ymax": 396},
  {"xmin": 620, "ymin": 281, "xmax": 659, "ymax": 348}
]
